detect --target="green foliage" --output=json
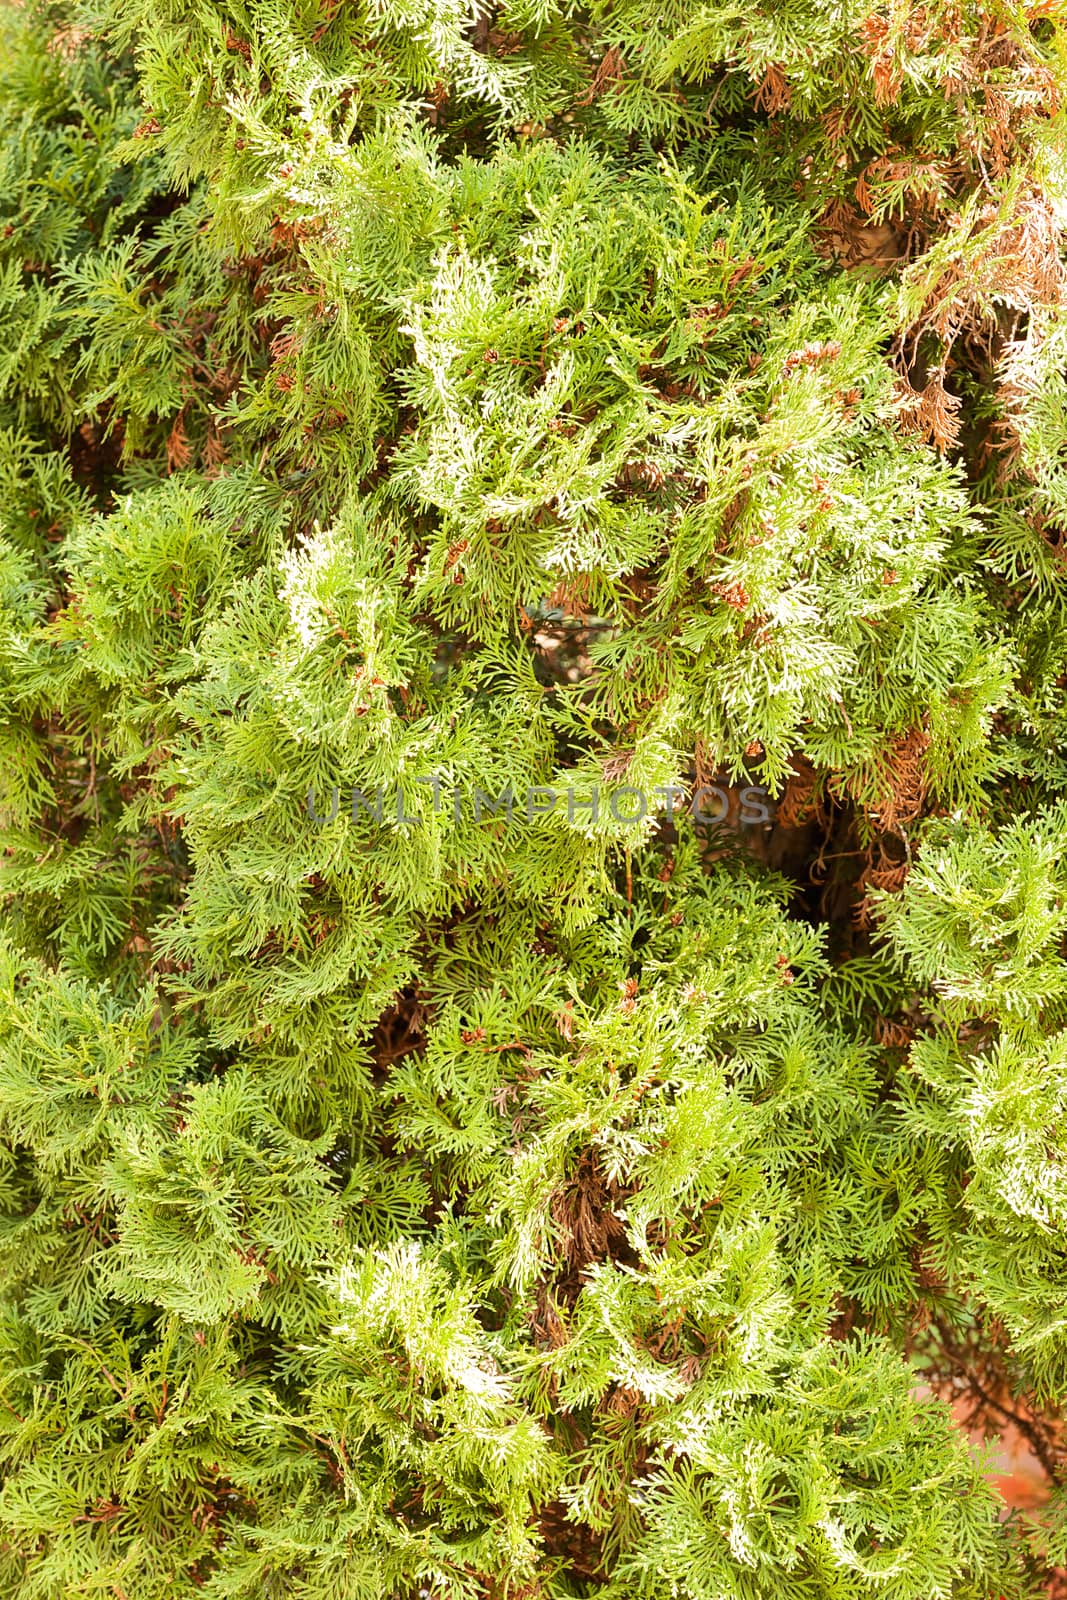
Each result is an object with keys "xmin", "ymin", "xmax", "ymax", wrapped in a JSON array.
[{"xmin": 0, "ymin": 0, "xmax": 1066, "ymax": 1594}]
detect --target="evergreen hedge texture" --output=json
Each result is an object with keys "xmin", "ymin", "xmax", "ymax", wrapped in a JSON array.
[{"xmin": 2, "ymin": 0, "xmax": 1067, "ymax": 1595}]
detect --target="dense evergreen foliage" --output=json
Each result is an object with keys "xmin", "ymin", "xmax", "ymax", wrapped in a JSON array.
[{"xmin": 2, "ymin": 0, "xmax": 1067, "ymax": 1594}]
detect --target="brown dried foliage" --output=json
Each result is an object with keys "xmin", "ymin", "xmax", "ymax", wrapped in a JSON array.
[
  {"xmin": 550, "ymin": 1150, "xmax": 635, "ymax": 1282},
  {"xmin": 754, "ymin": 63, "xmax": 791, "ymax": 114},
  {"xmin": 577, "ymin": 46, "xmax": 624, "ymax": 106},
  {"xmin": 782, "ymin": 339, "xmax": 842, "ymax": 376},
  {"xmin": 165, "ymin": 414, "xmax": 192, "ymax": 474},
  {"xmin": 860, "ymin": 12, "xmax": 904, "ymax": 107},
  {"xmin": 853, "ymin": 838, "xmax": 911, "ymax": 929},
  {"xmin": 862, "ymin": 723, "xmax": 931, "ymax": 834},
  {"xmin": 908, "ymin": 191, "xmax": 1065, "ymax": 355},
  {"xmin": 894, "ymin": 369, "xmax": 963, "ymax": 452},
  {"xmin": 775, "ymin": 756, "xmax": 822, "ymax": 829},
  {"xmin": 544, "ymin": 574, "xmax": 595, "ymax": 621}
]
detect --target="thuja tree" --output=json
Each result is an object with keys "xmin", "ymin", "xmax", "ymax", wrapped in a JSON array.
[{"xmin": 2, "ymin": 0, "xmax": 1067, "ymax": 1595}]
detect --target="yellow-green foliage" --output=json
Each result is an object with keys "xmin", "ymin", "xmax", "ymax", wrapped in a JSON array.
[{"xmin": 1, "ymin": 0, "xmax": 1067, "ymax": 1595}]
